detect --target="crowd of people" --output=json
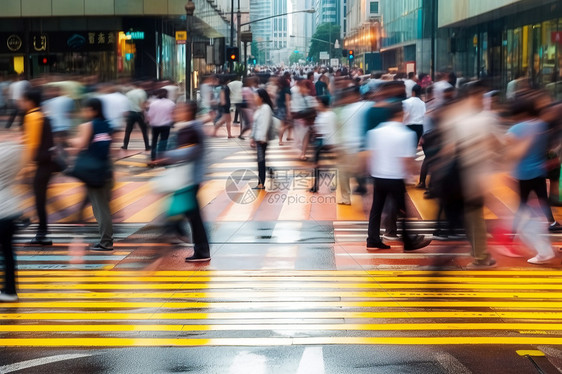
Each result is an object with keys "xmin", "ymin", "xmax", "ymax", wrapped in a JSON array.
[{"xmin": 0, "ymin": 65, "xmax": 561, "ymax": 302}]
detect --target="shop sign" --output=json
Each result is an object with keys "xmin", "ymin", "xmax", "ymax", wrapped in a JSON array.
[
  {"xmin": 126, "ymin": 31, "xmax": 145, "ymax": 40},
  {"xmin": 7, "ymin": 35, "xmax": 22, "ymax": 52},
  {"xmin": 0, "ymin": 33, "xmax": 25, "ymax": 53},
  {"xmin": 176, "ymin": 31, "xmax": 187, "ymax": 44},
  {"xmin": 49, "ymin": 31, "xmax": 117, "ymax": 52},
  {"xmin": 552, "ymin": 31, "xmax": 562, "ymax": 44}
]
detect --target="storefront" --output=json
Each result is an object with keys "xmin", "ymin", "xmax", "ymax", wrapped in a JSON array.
[{"xmin": 439, "ymin": 1, "xmax": 562, "ymax": 97}]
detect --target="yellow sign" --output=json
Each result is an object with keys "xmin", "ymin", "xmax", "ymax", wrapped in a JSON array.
[{"xmin": 175, "ymin": 31, "xmax": 187, "ymax": 41}]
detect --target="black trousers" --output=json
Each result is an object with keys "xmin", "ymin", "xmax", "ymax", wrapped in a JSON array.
[
  {"xmin": 151, "ymin": 126, "xmax": 171, "ymax": 161},
  {"xmin": 0, "ymin": 218, "xmax": 17, "ymax": 295},
  {"xmin": 33, "ymin": 164, "xmax": 53, "ymax": 236},
  {"xmin": 123, "ymin": 111, "xmax": 150, "ymax": 150},
  {"xmin": 186, "ymin": 185, "xmax": 210, "ymax": 257},
  {"xmin": 256, "ymin": 142, "xmax": 267, "ymax": 186},
  {"xmin": 516, "ymin": 177, "xmax": 555, "ymax": 223},
  {"xmin": 407, "ymin": 124, "xmax": 423, "ymax": 145},
  {"xmin": 367, "ymin": 178, "xmax": 414, "ymax": 246}
]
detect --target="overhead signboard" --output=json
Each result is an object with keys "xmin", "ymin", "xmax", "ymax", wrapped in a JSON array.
[
  {"xmin": 319, "ymin": 51, "xmax": 329, "ymax": 60},
  {"xmin": 176, "ymin": 31, "xmax": 187, "ymax": 44}
]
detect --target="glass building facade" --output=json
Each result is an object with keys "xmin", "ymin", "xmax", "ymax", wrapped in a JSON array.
[{"xmin": 439, "ymin": 0, "xmax": 562, "ymax": 97}]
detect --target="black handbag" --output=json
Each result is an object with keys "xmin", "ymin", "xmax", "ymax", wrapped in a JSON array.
[{"xmin": 67, "ymin": 151, "xmax": 111, "ymax": 188}]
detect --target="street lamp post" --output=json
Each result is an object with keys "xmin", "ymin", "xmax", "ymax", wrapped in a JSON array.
[{"xmin": 185, "ymin": 0, "xmax": 195, "ymax": 100}]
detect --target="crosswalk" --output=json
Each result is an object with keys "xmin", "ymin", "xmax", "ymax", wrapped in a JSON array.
[
  {"xmin": 13, "ymin": 131, "xmax": 562, "ymax": 226},
  {"xmin": 1, "ymin": 269, "xmax": 562, "ymax": 347}
]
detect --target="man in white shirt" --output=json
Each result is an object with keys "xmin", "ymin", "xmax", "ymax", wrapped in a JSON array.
[
  {"xmin": 402, "ymin": 84, "xmax": 426, "ymax": 144},
  {"xmin": 100, "ymin": 86, "xmax": 130, "ymax": 131},
  {"xmin": 365, "ymin": 102, "xmax": 431, "ymax": 251},
  {"xmin": 432, "ymin": 72, "xmax": 453, "ymax": 107},
  {"xmin": 404, "ymin": 72, "xmax": 417, "ymax": 98},
  {"xmin": 146, "ymin": 88, "xmax": 176, "ymax": 161},
  {"xmin": 227, "ymin": 76, "xmax": 243, "ymax": 124},
  {"xmin": 122, "ymin": 84, "xmax": 149, "ymax": 151},
  {"xmin": 43, "ymin": 86, "xmax": 74, "ymax": 144},
  {"xmin": 5, "ymin": 74, "xmax": 30, "ymax": 128}
]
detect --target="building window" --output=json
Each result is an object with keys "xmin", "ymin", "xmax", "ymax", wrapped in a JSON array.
[{"xmin": 370, "ymin": 1, "xmax": 379, "ymax": 14}]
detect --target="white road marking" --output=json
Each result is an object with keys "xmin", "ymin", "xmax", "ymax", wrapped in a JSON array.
[
  {"xmin": 296, "ymin": 347, "xmax": 325, "ymax": 374},
  {"xmin": 435, "ymin": 352, "xmax": 472, "ymax": 374},
  {"xmin": 0, "ymin": 353, "xmax": 92, "ymax": 373},
  {"xmin": 228, "ymin": 351, "xmax": 267, "ymax": 374}
]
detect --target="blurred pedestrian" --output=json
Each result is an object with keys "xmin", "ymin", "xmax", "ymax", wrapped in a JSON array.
[
  {"xmin": 122, "ymin": 83, "xmax": 150, "ymax": 151},
  {"xmin": 99, "ymin": 85, "xmax": 130, "ymax": 131},
  {"xmin": 213, "ymin": 76, "xmax": 234, "ymax": 138},
  {"xmin": 152, "ymin": 101, "xmax": 211, "ymax": 262},
  {"xmin": 277, "ymin": 72, "xmax": 293, "ymax": 145},
  {"xmin": 506, "ymin": 94, "xmax": 562, "ymax": 234},
  {"xmin": 364, "ymin": 102, "xmax": 431, "ymax": 251},
  {"xmin": 0, "ymin": 140, "xmax": 23, "ymax": 302},
  {"xmin": 403, "ymin": 84, "xmax": 426, "ymax": 145},
  {"xmin": 5, "ymin": 74, "xmax": 30, "ymax": 129},
  {"xmin": 70, "ymin": 98, "xmax": 114, "ymax": 251},
  {"xmin": 43, "ymin": 85, "xmax": 74, "ymax": 146},
  {"xmin": 147, "ymin": 88, "xmax": 175, "ymax": 161},
  {"xmin": 239, "ymin": 76, "xmax": 258, "ymax": 140},
  {"xmin": 310, "ymin": 95, "xmax": 336, "ymax": 193},
  {"xmin": 250, "ymin": 88, "xmax": 274, "ymax": 189},
  {"xmin": 21, "ymin": 88, "xmax": 55, "ymax": 246}
]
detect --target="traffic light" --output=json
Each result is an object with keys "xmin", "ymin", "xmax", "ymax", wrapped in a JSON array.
[
  {"xmin": 342, "ymin": 49, "xmax": 349, "ymax": 58},
  {"xmin": 38, "ymin": 55, "xmax": 55, "ymax": 66},
  {"xmin": 226, "ymin": 47, "xmax": 239, "ymax": 62},
  {"xmin": 348, "ymin": 50, "xmax": 355, "ymax": 60}
]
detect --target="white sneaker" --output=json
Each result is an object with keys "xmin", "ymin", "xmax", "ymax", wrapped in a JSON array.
[
  {"xmin": 527, "ymin": 254, "xmax": 556, "ymax": 265},
  {"xmin": 0, "ymin": 293, "xmax": 18, "ymax": 302}
]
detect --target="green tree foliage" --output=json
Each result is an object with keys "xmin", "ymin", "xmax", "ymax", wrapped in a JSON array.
[
  {"xmin": 289, "ymin": 51, "xmax": 305, "ymax": 65},
  {"xmin": 308, "ymin": 23, "xmax": 341, "ymax": 63}
]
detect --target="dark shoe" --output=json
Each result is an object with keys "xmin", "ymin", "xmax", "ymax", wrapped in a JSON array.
[
  {"xmin": 185, "ymin": 254, "xmax": 211, "ymax": 262},
  {"xmin": 121, "ymin": 146, "xmax": 127, "ymax": 150},
  {"xmin": 404, "ymin": 235, "xmax": 432, "ymax": 251},
  {"xmin": 423, "ymin": 191, "xmax": 436, "ymax": 199},
  {"xmin": 549, "ymin": 222, "xmax": 562, "ymax": 232},
  {"xmin": 238, "ymin": 136, "xmax": 245, "ymax": 140},
  {"xmin": 415, "ymin": 183, "xmax": 426, "ymax": 189},
  {"xmin": 29, "ymin": 236, "xmax": 52, "ymax": 246},
  {"xmin": 90, "ymin": 243, "xmax": 113, "ymax": 251},
  {"xmin": 145, "ymin": 146, "xmax": 152, "ymax": 151},
  {"xmin": 309, "ymin": 187, "xmax": 318, "ymax": 193},
  {"xmin": 367, "ymin": 241, "xmax": 391, "ymax": 250}
]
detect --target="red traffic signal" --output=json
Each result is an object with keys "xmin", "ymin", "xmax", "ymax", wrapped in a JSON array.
[
  {"xmin": 38, "ymin": 55, "xmax": 55, "ymax": 66},
  {"xmin": 226, "ymin": 47, "xmax": 239, "ymax": 62},
  {"xmin": 348, "ymin": 50, "xmax": 355, "ymax": 59}
]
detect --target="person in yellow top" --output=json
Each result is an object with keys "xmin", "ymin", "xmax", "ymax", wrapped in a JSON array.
[{"xmin": 20, "ymin": 88, "xmax": 54, "ymax": 246}]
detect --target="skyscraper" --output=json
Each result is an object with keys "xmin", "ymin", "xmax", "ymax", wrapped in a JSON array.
[
  {"xmin": 250, "ymin": 0, "xmax": 288, "ymax": 64},
  {"xmin": 314, "ymin": 0, "xmax": 340, "ymax": 28}
]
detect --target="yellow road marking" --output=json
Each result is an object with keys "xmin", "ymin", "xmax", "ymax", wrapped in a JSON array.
[
  {"xmin": 2, "ymin": 300, "xmax": 562, "ymax": 309},
  {"xmin": 516, "ymin": 350, "xmax": 546, "ymax": 357},
  {"xmin": 1, "ymin": 323, "xmax": 562, "ymax": 333},
  {"xmin": 1, "ymin": 311, "xmax": 562, "ymax": 320},
  {"xmin": 14, "ymin": 270, "xmax": 562, "ymax": 277},
  {"xmin": 13, "ymin": 276, "xmax": 562, "ymax": 284},
  {"xmin": 14, "ymin": 291, "xmax": 562, "ymax": 299},
  {"xmin": 15, "ymin": 282, "xmax": 562, "ymax": 290},
  {"xmin": 1, "ymin": 337, "xmax": 562, "ymax": 347}
]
